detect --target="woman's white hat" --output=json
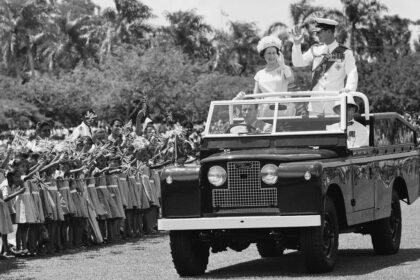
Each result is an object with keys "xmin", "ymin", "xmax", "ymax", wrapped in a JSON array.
[{"xmin": 257, "ymin": 35, "xmax": 282, "ymax": 53}]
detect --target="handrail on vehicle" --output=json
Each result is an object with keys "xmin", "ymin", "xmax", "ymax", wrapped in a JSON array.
[{"xmin": 236, "ymin": 91, "xmax": 370, "ymax": 121}]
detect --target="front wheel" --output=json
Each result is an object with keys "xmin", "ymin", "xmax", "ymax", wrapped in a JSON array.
[
  {"xmin": 170, "ymin": 230, "xmax": 210, "ymax": 276},
  {"xmin": 370, "ymin": 190, "xmax": 401, "ymax": 254},
  {"xmin": 300, "ymin": 196, "xmax": 339, "ymax": 273}
]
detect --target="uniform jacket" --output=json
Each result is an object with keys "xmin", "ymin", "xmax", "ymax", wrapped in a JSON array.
[
  {"xmin": 292, "ymin": 40, "xmax": 358, "ymax": 91},
  {"xmin": 327, "ymin": 120, "xmax": 369, "ymax": 148}
]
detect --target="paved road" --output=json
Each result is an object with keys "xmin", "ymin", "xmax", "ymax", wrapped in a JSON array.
[{"xmin": 1, "ymin": 201, "xmax": 420, "ymax": 280}]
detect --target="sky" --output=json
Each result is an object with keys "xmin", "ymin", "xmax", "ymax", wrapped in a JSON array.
[{"xmin": 92, "ymin": 0, "xmax": 420, "ymax": 33}]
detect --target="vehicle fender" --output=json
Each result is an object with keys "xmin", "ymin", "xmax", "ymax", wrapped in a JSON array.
[
  {"xmin": 160, "ymin": 164, "xmax": 202, "ymax": 218},
  {"xmin": 326, "ymin": 184, "xmax": 348, "ymax": 230},
  {"xmin": 277, "ymin": 161, "xmax": 323, "ymax": 179},
  {"xmin": 161, "ymin": 164, "xmax": 200, "ymax": 183},
  {"xmin": 391, "ymin": 176, "xmax": 409, "ymax": 202}
]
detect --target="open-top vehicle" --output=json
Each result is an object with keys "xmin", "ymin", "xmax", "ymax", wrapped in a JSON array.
[{"xmin": 158, "ymin": 91, "xmax": 420, "ymax": 276}]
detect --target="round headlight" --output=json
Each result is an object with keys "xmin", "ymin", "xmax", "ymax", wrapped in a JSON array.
[
  {"xmin": 261, "ymin": 164, "xmax": 278, "ymax": 185},
  {"xmin": 208, "ymin": 166, "xmax": 227, "ymax": 187}
]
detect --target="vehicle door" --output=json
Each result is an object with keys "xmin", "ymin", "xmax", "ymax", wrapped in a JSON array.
[{"xmin": 350, "ymin": 155, "xmax": 375, "ymax": 212}]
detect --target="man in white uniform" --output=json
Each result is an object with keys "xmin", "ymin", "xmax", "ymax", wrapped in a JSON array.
[
  {"xmin": 292, "ymin": 18, "xmax": 358, "ymax": 115},
  {"xmin": 327, "ymin": 95, "xmax": 369, "ymax": 148}
]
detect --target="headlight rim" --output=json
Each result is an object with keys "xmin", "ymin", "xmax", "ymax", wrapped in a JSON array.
[
  {"xmin": 261, "ymin": 163, "xmax": 279, "ymax": 185},
  {"xmin": 207, "ymin": 165, "xmax": 227, "ymax": 187}
]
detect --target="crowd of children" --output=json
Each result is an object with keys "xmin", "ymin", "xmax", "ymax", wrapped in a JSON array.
[{"xmin": 0, "ymin": 106, "xmax": 201, "ymax": 259}]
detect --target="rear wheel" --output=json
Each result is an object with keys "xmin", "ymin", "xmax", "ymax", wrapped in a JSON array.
[
  {"xmin": 300, "ymin": 196, "xmax": 339, "ymax": 273},
  {"xmin": 370, "ymin": 190, "xmax": 401, "ymax": 254},
  {"xmin": 256, "ymin": 240, "xmax": 284, "ymax": 258},
  {"xmin": 169, "ymin": 230, "xmax": 210, "ymax": 276}
]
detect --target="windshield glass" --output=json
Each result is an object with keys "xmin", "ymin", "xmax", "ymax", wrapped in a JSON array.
[{"xmin": 205, "ymin": 95, "xmax": 346, "ymax": 136}]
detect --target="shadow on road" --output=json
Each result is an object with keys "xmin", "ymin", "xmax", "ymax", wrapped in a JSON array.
[
  {"xmin": 203, "ymin": 248, "xmax": 420, "ymax": 278},
  {"xmin": 0, "ymin": 231, "xmax": 167, "ymax": 276},
  {"xmin": 0, "ymin": 258, "xmax": 20, "ymax": 275}
]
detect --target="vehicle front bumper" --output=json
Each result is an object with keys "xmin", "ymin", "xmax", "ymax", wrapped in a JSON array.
[{"xmin": 158, "ymin": 215, "xmax": 321, "ymax": 230}]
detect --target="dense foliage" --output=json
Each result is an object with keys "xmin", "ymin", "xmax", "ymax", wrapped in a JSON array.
[{"xmin": 0, "ymin": 0, "xmax": 419, "ymax": 128}]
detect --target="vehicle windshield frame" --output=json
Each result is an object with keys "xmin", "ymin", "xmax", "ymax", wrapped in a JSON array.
[{"xmin": 204, "ymin": 95, "xmax": 347, "ymax": 138}]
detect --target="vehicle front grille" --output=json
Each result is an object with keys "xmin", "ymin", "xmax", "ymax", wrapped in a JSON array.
[{"xmin": 212, "ymin": 161, "xmax": 278, "ymax": 208}]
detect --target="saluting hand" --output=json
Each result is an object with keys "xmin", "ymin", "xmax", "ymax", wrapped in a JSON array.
[{"xmin": 291, "ymin": 25, "xmax": 304, "ymax": 45}]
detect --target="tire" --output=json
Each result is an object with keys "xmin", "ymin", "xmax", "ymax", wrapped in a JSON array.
[
  {"xmin": 256, "ymin": 240, "xmax": 284, "ymax": 258},
  {"xmin": 300, "ymin": 196, "xmax": 339, "ymax": 273},
  {"xmin": 169, "ymin": 230, "xmax": 210, "ymax": 276},
  {"xmin": 370, "ymin": 190, "xmax": 401, "ymax": 255}
]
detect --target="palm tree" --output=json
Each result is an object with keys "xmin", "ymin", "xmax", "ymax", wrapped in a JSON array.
[
  {"xmin": 340, "ymin": 0, "xmax": 388, "ymax": 55},
  {"xmin": 164, "ymin": 9, "xmax": 213, "ymax": 60},
  {"xmin": 99, "ymin": 0, "xmax": 154, "ymax": 63},
  {"xmin": 265, "ymin": 22, "xmax": 288, "ymax": 38},
  {"xmin": 0, "ymin": 0, "xmax": 53, "ymax": 81},
  {"xmin": 290, "ymin": 0, "xmax": 325, "ymax": 26},
  {"xmin": 209, "ymin": 21, "xmax": 261, "ymax": 76},
  {"xmin": 35, "ymin": 10, "xmax": 101, "ymax": 73},
  {"xmin": 226, "ymin": 21, "xmax": 260, "ymax": 76}
]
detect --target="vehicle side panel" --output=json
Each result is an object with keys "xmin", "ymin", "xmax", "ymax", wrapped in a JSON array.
[{"xmin": 323, "ymin": 150, "xmax": 420, "ymax": 226}]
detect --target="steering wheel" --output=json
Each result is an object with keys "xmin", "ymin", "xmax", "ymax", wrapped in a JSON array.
[{"xmin": 225, "ymin": 123, "xmax": 257, "ymax": 134}]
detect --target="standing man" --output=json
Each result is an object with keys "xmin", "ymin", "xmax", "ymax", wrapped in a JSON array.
[
  {"xmin": 70, "ymin": 110, "xmax": 97, "ymax": 141},
  {"xmin": 292, "ymin": 18, "xmax": 358, "ymax": 94}
]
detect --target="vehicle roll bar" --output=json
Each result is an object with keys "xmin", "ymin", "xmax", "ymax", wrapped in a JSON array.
[{"xmin": 245, "ymin": 91, "xmax": 370, "ymax": 121}]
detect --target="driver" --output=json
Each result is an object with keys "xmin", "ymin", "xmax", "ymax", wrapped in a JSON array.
[
  {"xmin": 327, "ymin": 95, "xmax": 369, "ymax": 148},
  {"xmin": 230, "ymin": 103, "xmax": 273, "ymax": 134}
]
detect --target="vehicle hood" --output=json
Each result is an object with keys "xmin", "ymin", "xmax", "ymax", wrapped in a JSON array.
[{"xmin": 200, "ymin": 148, "xmax": 337, "ymax": 164}]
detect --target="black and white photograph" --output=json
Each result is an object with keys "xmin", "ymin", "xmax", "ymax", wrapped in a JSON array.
[{"xmin": 1, "ymin": 0, "xmax": 420, "ymax": 279}]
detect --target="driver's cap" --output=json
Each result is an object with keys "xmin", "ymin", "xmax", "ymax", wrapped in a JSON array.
[{"xmin": 333, "ymin": 95, "xmax": 359, "ymax": 114}]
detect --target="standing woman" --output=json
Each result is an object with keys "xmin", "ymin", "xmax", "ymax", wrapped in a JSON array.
[
  {"xmin": 254, "ymin": 35, "xmax": 293, "ymax": 94},
  {"xmin": 253, "ymin": 35, "xmax": 295, "ymax": 117}
]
